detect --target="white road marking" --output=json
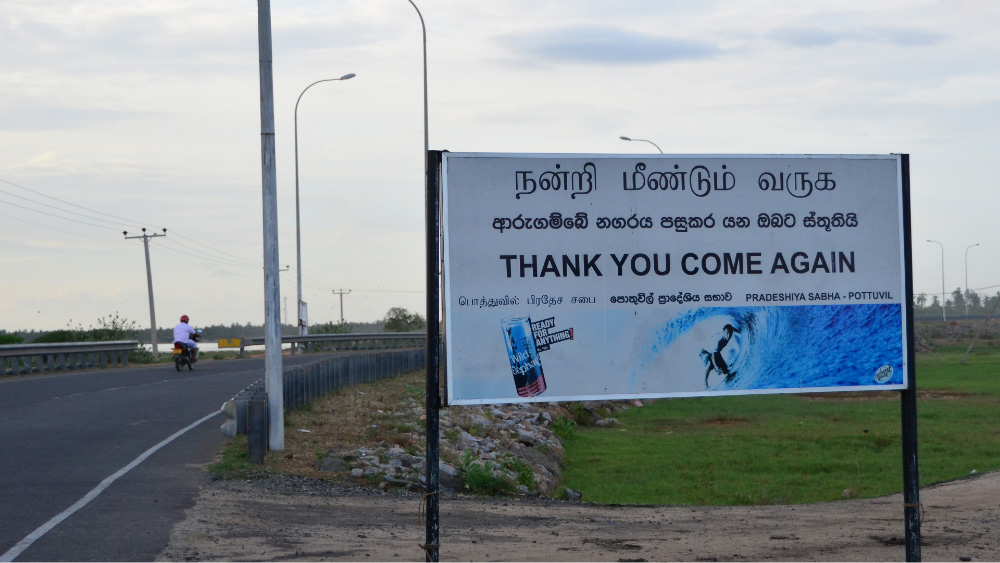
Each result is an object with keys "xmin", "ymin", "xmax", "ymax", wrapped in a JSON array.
[{"xmin": 0, "ymin": 411, "xmax": 219, "ymax": 562}]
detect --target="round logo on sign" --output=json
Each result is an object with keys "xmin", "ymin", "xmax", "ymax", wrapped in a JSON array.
[{"xmin": 874, "ymin": 365, "xmax": 893, "ymax": 384}]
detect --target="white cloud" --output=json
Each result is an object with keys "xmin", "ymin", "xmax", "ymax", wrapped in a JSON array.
[{"xmin": 501, "ymin": 26, "xmax": 721, "ymax": 65}]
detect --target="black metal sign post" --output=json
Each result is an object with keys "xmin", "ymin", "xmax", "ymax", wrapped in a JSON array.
[
  {"xmin": 899, "ymin": 154, "xmax": 921, "ymax": 561},
  {"xmin": 423, "ymin": 150, "xmax": 443, "ymax": 562}
]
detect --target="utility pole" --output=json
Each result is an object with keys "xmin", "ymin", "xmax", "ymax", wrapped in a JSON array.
[
  {"xmin": 124, "ymin": 228, "xmax": 166, "ymax": 359},
  {"xmin": 332, "ymin": 289, "xmax": 351, "ymax": 323},
  {"xmin": 257, "ymin": 0, "xmax": 284, "ymax": 451}
]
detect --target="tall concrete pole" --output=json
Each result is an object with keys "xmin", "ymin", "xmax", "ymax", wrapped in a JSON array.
[
  {"xmin": 124, "ymin": 228, "xmax": 166, "ymax": 358},
  {"xmin": 257, "ymin": 0, "xmax": 283, "ymax": 451}
]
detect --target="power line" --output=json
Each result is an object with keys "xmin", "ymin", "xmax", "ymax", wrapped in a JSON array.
[
  {"xmin": 166, "ymin": 229, "xmax": 262, "ymax": 267},
  {"xmin": 0, "ymin": 177, "xmax": 146, "ymax": 227},
  {"xmin": 154, "ymin": 243, "xmax": 268, "ymax": 275},
  {"xmin": 352, "ymin": 288, "xmax": 424, "ymax": 293},
  {"xmin": 0, "ymin": 175, "xmax": 266, "ymax": 270},
  {"xmin": 160, "ymin": 237, "xmax": 261, "ymax": 269},
  {"xmin": 0, "ymin": 211, "xmax": 122, "ymax": 243},
  {"xmin": 0, "ymin": 197, "xmax": 126, "ymax": 231}
]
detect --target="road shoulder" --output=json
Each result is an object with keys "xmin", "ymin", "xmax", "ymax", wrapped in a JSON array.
[{"xmin": 158, "ymin": 471, "xmax": 1000, "ymax": 561}]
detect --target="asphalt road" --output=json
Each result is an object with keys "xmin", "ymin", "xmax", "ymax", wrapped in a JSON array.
[{"xmin": 0, "ymin": 355, "xmax": 317, "ymax": 562}]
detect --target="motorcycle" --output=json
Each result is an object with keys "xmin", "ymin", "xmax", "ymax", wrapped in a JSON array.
[{"xmin": 172, "ymin": 329, "xmax": 202, "ymax": 371}]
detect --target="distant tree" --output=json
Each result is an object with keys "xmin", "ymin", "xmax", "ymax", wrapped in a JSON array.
[
  {"xmin": 951, "ymin": 287, "xmax": 964, "ymax": 313},
  {"xmin": 382, "ymin": 307, "xmax": 425, "ymax": 332},
  {"xmin": 915, "ymin": 293, "xmax": 927, "ymax": 308},
  {"xmin": 987, "ymin": 292, "xmax": 1000, "ymax": 313},
  {"xmin": 968, "ymin": 290, "xmax": 982, "ymax": 312},
  {"xmin": 0, "ymin": 332, "xmax": 23, "ymax": 345},
  {"xmin": 33, "ymin": 330, "xmax": 87, "ymax": 344},
  {"xmin": 312, "ymin": 320, "xmax": 352, "ymax": 334}
]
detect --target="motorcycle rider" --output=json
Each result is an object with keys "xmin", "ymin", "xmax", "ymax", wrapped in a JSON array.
[{"xmin": 173, "ymin": 314, "xmax": 199, "ymax": 362}]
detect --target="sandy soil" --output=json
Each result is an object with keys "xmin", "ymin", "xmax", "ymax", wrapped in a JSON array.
[{"xmin": 158, "ymin": 470, "xmax": 999, "ymax": 562}]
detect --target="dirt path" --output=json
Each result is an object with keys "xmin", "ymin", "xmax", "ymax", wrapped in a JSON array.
[{"xmin": 158, "ymin": 470, "xmax": 999, "ymax": 562}]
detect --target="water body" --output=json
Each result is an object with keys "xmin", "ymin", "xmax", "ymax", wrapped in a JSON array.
[{"xmin": 634, "ymin": 304, "xmax": 904, "ymax": 392}]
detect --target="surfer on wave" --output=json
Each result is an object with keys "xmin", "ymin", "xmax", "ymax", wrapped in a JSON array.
[{"xmin": 701, "ymin": 323, "xmax": 741, "ymax": 388}]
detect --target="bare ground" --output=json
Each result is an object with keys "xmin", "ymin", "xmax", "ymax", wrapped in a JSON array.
[{"xmin": 157, "ymin": 469, "xmax": 1000, "ymax": 562}]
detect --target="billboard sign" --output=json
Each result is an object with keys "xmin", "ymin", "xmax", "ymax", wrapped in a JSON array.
[{"xmin": 442, "ymin": 153, "xmax": 908, "ymax": 405}]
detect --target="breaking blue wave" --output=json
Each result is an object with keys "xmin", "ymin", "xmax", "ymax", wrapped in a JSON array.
[{"xmin": 645, "ymin": 304, "xmax": 904, "ymax": 390}]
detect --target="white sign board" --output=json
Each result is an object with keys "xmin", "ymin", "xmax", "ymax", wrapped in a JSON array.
[{"xmin": 442, "ymin": 153, "xmax": 908, "ymax": 405}]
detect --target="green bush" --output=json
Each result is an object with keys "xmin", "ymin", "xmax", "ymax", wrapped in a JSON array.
[
  {"xmin": 501, "ymin": 453, "xmax": 536, "ymax": 489},
  {"xmin": 551, "ymin": 416, "xmax": 577, "ymax": 439},
  {"xmin": 0, "ymin": 333, "xmax": 24, "ymax": 345},
  {"xmin": 459, "ymin": 450, "xmax": 515, "ymax": 496},
  {"xmin": 28, "ymin": 314, "xmax": 158, "ymax": 364}
]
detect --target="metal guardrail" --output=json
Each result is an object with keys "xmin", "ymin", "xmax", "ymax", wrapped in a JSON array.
[
  {"xmin": 914, "ymin": 315, "xmax": 993, "ymax": 323},
  {"xmin": 0, "ymin": 341, "xmax": 139, "ymax": 377},
  {"xmin": 238, "ymin": 332, "xmax": 425, "ymax": 357},
  {"xmin": 220, "ymin": 347, "xmax": 428, "ymax": 463}
]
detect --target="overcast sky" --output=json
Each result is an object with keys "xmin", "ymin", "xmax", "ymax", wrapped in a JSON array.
[{"xmin": 1, "ymin": 0, "xmax": 998, "ymax": 333}]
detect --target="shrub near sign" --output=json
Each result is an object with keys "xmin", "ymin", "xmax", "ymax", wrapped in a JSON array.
[{"xmin": 441, "ymin": 153, "xmax": 909, "ymax": 405}]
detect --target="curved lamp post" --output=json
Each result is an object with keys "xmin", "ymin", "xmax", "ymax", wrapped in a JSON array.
[
  {"xmin": 927, "ymin": 239, "xmax": 945, "ymax": 321},
  {"xmin": 619, "ymin": 135, "xmax": 663, "ymax": 154},
  {"xmin": 403, "ymin": 2, "xmax": 437, "ymax": 560},
  {"xmin": 407, "ymin": 0, "xmax": 428, "ymax": 167},
  {"xmin": 965, "ymin": 242, "xmax": 979, "ymax": 317},
  {"xmin": 293, "ymin": 73, "xmax": 356, "ymax": 346}
]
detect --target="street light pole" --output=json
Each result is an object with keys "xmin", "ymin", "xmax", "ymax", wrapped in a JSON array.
[
  {"xmin": 619, "ymin": 135, "xmax": 663, "ymax": 154},
  {"xmin": 928, "ymin": 240, "xmax": 945, "ymax": 322},
  {"xmin": 402, "ymin": 2, "xmax": 438, "ymax": 560},
  {"xmin": 257, "ymin": 0, "xmax": 285, "ymax": 451},
  {"xmin": 124, "ymin": 228, "xmax": 166, "ymax": 359},
  {"xmin": 294, "ymin": 73, "xmax": 356, "ymax": 351},
  {"xmin": 965, "ymin": 243, "xmax": 980, "ymax": 317}
]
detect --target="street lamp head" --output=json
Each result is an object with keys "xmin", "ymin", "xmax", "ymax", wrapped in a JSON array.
[
  {"xmin": 340, "ymin": 73, "xmax": 356, "ymax": 80},
  {"xmin": 619, "ymin": 135, "xmax": 663, "ymax": 153}
]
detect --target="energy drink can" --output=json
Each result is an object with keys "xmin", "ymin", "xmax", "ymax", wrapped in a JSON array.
[{"xmin": 501, "ymin": 316, "xmax": 547, "ymax": 397}]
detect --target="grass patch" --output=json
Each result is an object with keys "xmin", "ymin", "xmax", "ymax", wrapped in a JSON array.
[
  {"xmin": 209, "ymin": 435, "xmax": 263, "ymax": 480},
  {"xmin": 560, "ymin": 348, "xmax": 1000, "ymax": 505}
]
